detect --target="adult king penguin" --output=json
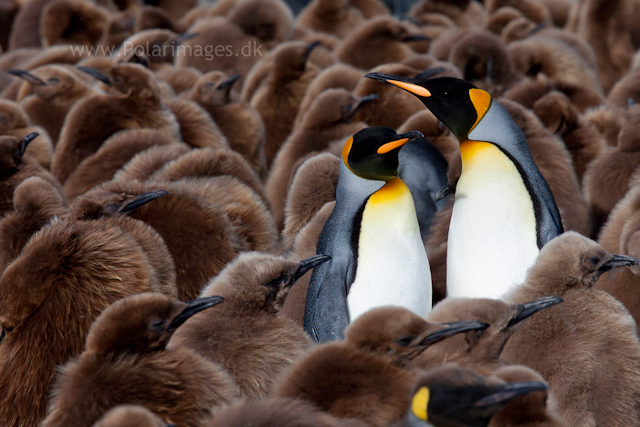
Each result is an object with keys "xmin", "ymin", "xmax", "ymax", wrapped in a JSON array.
[
  {"xmin": 365, "ymin": 73, "xmax": 563, "ymax": 299},
  {"xmin": 304, "ymin": 127, "xmax": 432, "ymax": 343}
]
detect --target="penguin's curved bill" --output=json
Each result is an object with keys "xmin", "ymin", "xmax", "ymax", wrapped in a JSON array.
[
  {"xmin": 119, "ymin": 190, "xmax": 169, "ymax": 214},
  {"xmin": 174, "ymin": 32, "xmax": 199, "ymax": 45},
  {"xmin": 293, "ymin": 254, "xmax": 331, "ymax": 283},
  {"xmin": 77, "ymin": 66, "xmax": 112, "ymax": 85},
  {"xmin": 7, "ymin": 69, "xmax": 46, "ymax": 86},
  {"xmin": 364, "ymin": 72, "xmax": 431, "ymax": 98},
  {"xmin": 598, "ymin": 254, "xmax": 639, "ymax": 274},
  {"xmin": 417, "ymin": 320, "xmax": 489, "ymax": 346},
  {"xmin": 303, "ymin": 40, "xmax": 322, "ymax": 60},
  {"xmin": 168, "ymin": 295, "xmax": 225, "ymax": 331},
  {"xmin": 506, "ymin": 296, "xmax": 562, "ymax": 328},
  {"xmin": 16, "ymin": 132, "xmax": 40, "ymax": 159},
  {"xmin": 217, "ymin": 73, "xmax": 241, "ymax": 91},
  {"xmin": 473, "ymin": 381, "xmax": 548, "ymax": 408},
  {"xmin": 377, "ymin": 131, "xmax": 424, "ymax": 154}
]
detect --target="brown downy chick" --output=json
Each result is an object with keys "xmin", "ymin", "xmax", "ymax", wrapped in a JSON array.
[
  {"xmin": 266, "ymin": 89, "xmax": 371, "ymax": 229},
  {"xmin": 168, "ymin": 177, "xmax": 277, "ymax": 253},
  {"xmin": 98, "ymin": 179, "xmax": 244, "ymax": 300},
  {"xmin": 6, "ymin": 0, "xmax": 47, "ymax": 49},
  {"xmin": 334, "ymin": 17, "xmax": 427, "ymax": 70},
  {"xmin": 10, "ymin": 66, "xmax": 92, "ymax": 145},
  {"xmin": 448, "ymin": 30, "xmax": 522, "ymax": 97},
  {"xmin": 40, "ymin": 0, "xmax": 110, "ymax": 47},
  {"xmin": 42, "ymin": 293, "xmax": 237, "ymax": 427},
  {"xmin": 596, "ymin": 184, "xmax": 640, "ymax": 327},
  {"xmin": 503, "ymin": 75, "xmax": 605, "ymax": 114},
  {"xmin": 584, "ymin": 104, "xmax": 625, "ymax": 148},
  {"xmin": 133, "ymin": 6, "xmax": 186, "ymax": 34},
  {"xmin": 532, "ymin": 91, "xmax": 605, "ymax": 182},
  {"xmin": 344, "ymin": 306, "xmax": 490, "ymax": 369},
  {"xmin": 351, "ymin": 63, "xmax": 425, "ymax": 129},
  {"xmin": 113, "ymin": 143, "xmax": 191, "ymax": 182},
  {"xmin": 0, "ymin": 177, "xmax": 66, "ymax": 271},
  {"xmin": 96, "ymin": 10, "xmax": 136, "ymax": 52},
  {"xmin": 571, "ymin": 0, "xmax": 640, "ymax": 93},
  {"xmin": 282, "ymin": 153, "xmax": 339, "ymax": 250},
  {"xmin": 64, "ymin": 129, "xmax": 177, "ymax": 202},
  {"xmin": 170, "ymin": 252, "xmax": 328, "ymax": 398},
  {"xmin": 156, "ymin": 66, "xmax": 202, "ymax": 95},
  {"xmin": 583, "ymin": 105, "xmax": 640, "ymax": 237},
  {"xmin": 296, "ymin": 0, "xmax": 365, "ymax": 39},
  {"xmin": 203, "ymin": 397, "xmax": 367, "ymax": 427},
  {"xmin": 351, "ymin": 0, "xmax": 389, "ymax": 18},
  {"xmin": 117, "ymin": 30, "xmax": 198, "ymax": 72},
  {"xmin": 409, "ymin": 0, "xmax": 485, "ymax": 28},
  {"xmin": 175, "ymin": 18, "xmax": 262, "ymax": 88},
  {"xmin": 485, "ymin": 0, "xmax": 551, "ymax": 24},
  {"xmin": 0, "ymin": 133, "xmax": 62, "ymax": 216},
  {"xmin": 489, "ymin": 366, "xmax": 568, "ymax": 427},
  {"xmin": 486, "ymin": 6, "xmax": 524, "ymax": 35},
  {"xmin": 148, "ymin": 147, "xmax": 269, "ymax": 210},
  {"xmin": 92, "ymin": 405, "xmax": 167, "ymax": 427},
  {"xmin": 164, "ymin": 98, "xmax": 230, "ymax": 150},
  {"xmin": 226, "ymin": 0, "xmax": 294, "ymax": 50},
  {"xmin": 416, "ymin": 297, "xmax": 561, "ymax": 375},
  {"xmin": 607, "ymin": 57, "xmax": 640, "ymax": 108},
  {"xmin": 190, "ymin": 72, "xmax": 267, "ymax": 178},
  {"xmin": 294, "ymin": 63, "xmax": 364, "ymax": 129},
  {"xmin": 249, "ymin": 41, "xmax": 321, "ymax": 166},
  {"xmin": 0, "ymin": 219, "xmax": 161, "ymax": 427},
  {"xmin": 53, "ymin": 63, "xmax": 180, "ymax": 185},
  {"xmin": 503, "ymin": 231, "xmax": 640, "ymax": 427},
  {"xmin": 0, "ymin": 99, "xmax": 53, "ymax": 168},
  {"xmin": 499, "ymin": 16, "xmax": 544, "ymax": 45},
  {"xmin": 67, "ymin": 189, "xmax": 177, "ymax": 298},
  {"xmin": 508, "ymin": 36, "xmax": 603, "ymax": 95}
]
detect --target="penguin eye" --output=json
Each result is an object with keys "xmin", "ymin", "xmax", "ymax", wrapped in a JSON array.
[
  {"xmin": 149, "ymin": 318, "xmax": 166, "ymax": 331},
  {"xmin": 48, "ymin": 77, "xmax": 59, "ymax": 84},
  {"xmin": 589, "ymin": 256, "xmax": 600, "ymax": 266},
  {"xmin": 395, "ymin": 335, "xmax": 415, "ymax": 347}
]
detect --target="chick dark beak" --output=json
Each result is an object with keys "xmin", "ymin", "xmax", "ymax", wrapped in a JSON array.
[
  {"xmin": 302, "ymin": 40, "xmax": 322, "ymax": 61},
  {"xmin": 7, "ymin": 69, "xmax": 46, "ymax": 86},
  {"xmin": 473, "ymin": 381, "xmax": 548, "ymax": 408},
  {"xmin": 599, "ymin": 254, "xmax": 639, "ymax": 274},
  {"xmin": 168, "ymin": 296, "xmax": 225, "ymax": 331},
  {"xmin": 402, "ymin": 34, "xmax": 430, "ymax": 42},
  {"xmin": 15, "ymin": 132, "xmax": 39, "ymax": 162},
  {"xmin": 119, "ymin": 190, "xmax": 168, "ymax": 214},
  {"xmin": 217, "ymin": 73, "xmax": 241, "ymax": 92},
  {"xmin": 349, "ymin": 93, "xmax": 380, "ymax": 116},
  {"xmin": 173, "ymin": 32, "xmax": 199, "ymax": 45},
  {"xmin": 77, "ymin": 66, "xmax": 112, "ymax": 85},
  {"xmin": 417, "ymin": 321, "xmax": 489, "ymax": 346},
  {"xmin": 506, "ymin": 296, "xmax": 563, "ymax": 328},
  {"xmin": 292, "ymin": 254, "xmax": 331, "ymax": 284}
]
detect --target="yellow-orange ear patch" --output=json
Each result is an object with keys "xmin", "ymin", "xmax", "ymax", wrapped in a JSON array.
[
  {"xmin": 342, "ymin": 136, "xmax": 354, "ymax": 172},
  {"xmin": 377, "ymin": 138, "xmax": 409, "ymax": 154},
  {"xmin": 469, "ymin": 88, "xmax": 492, "ymax": 131},
  {"xmin": 411, "ymin": 386, "xmax": 430, "ymax": 421},
  {"xmin": 387, "ymin": 80, "xmax": 431, "ymax": 97}
]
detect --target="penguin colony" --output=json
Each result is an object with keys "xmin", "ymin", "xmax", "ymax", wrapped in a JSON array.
[{"xmin": 1, "ymin": 0, "xmax": 640, "ymax": 425}]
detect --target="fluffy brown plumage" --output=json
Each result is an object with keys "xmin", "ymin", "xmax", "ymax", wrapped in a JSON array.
[
  {"xmin": 40, "ymin": 0, "xmax": 110, "ymax": 47},
  {"xmin": 0, "ymin": 177, "xmax": 66, "ymax": 271},
  {"xmin": 503, "ymin": 231, "xmax": 640, "ymax": 427},
  {"xmin": 64, "ymin": 129, "xmax": 177, "ymax": 202},
  {"xmin": 53, "ymin": 63, "xmax": 180, "ymax": 185},
  {"xmin": 583, "ymin": 105, "xmax": 640, "ymax": 237},
  {"xmin": 189, "ymin": 71, "xmax": 267, "ymax": 178},
  {"xmin": 296, "ymin": 0, "xmax": 365, "ymax": 39},
  {"xmin": 0, "ymin": 219, "xmax": 161, "ymax": 427},
  {"xmin": 0, "ymin": 99, "xmax": 54, "ymax": 168},
  {"xmin": 165, "ymin": 98, "xmax": 229, "ymax": 150},
  {"xmin": 226, "ymin": 0, "xmax": 294, "ymax": 49},
  {"xmin": 97, "ymin": 179, "xmax": 244, "ymax": 300},
  {"xmin": 92, "ymin": 405, "xmax": 166, "ymax": 427},
  {"xmin": 113, "ymin": 143, "xmax": 191, "ymax": 183},
  {"xmin": 171, "ymin": 252, "xmax": 324, "ymax": 398},
  {"xmin": 42, "ymin": 293, "xmax": 238, "ymax": 427}
]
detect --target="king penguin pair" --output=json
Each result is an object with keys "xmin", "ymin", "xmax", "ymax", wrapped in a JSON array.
[
  {"xmin": 304, "ymin": 127, "xmax": 432, "ymax": 343},
  {"xmin": 364, "ymin": 73, "xmax": 563, "ymax": 300}
]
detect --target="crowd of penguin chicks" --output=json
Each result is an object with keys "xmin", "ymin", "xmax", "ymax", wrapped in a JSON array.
[{"xmin": 1, "ymin": 0, "xmax": 640, "ymax": 425}]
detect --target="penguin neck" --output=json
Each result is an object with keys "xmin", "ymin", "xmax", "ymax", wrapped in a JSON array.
[{"xmin": 336, "ymin": 159, "xmax": 386, "ymax": 204}]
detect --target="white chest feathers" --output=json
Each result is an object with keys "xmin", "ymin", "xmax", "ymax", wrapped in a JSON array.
[
  {"xmin": 447, "ymin": 141, "xmax": 539, "ymax": 299},
  {"xmin": 347, "ymin": 177, "xmax": 432, "ymax": 323}
]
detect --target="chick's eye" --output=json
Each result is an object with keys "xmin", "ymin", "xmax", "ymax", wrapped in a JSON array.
[
  {"xmin": 589, "ymin": 257, "xmax": 600, "ymax": 265},
  {"xmin": 395, "ymin": 335, "xmax": 414, "ymax": 347},
  {"xmin": 149, "ymin": 318, "xmax": 166, "ymax": 331}
]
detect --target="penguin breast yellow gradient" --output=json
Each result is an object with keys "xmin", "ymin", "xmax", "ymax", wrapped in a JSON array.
[
  {"xmin": 448, "ymin": 140, "xmax": 539, "ymax": 299},
  {"xmin": 348, "ymin": 177, "xmax": 432, "ymax": 321}
]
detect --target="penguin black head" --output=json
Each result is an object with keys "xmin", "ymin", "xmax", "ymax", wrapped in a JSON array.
[
  {"xmin": 364, "ymin": 73, "xmax": 487, "ymax": 140},
  {"xmin": 342, "ymin": 127, "xmax": 423, "ymax": 181},
  {"xmin": 408, "ymin": 365, "xmax": 548, "ymax": 427}
]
